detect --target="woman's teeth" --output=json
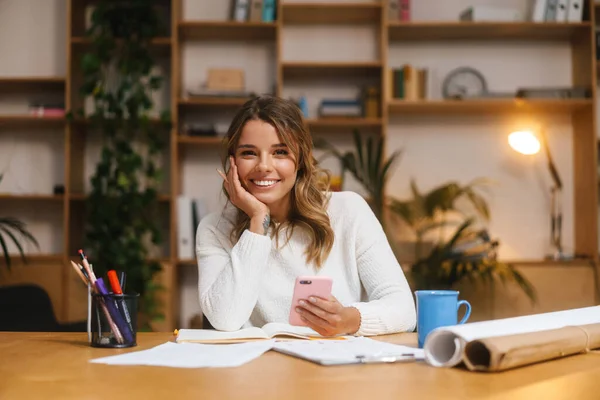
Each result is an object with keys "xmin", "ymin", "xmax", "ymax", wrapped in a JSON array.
[{"xmin": 253, "ymin": 180, "xmax": 278, "ymax": 187}]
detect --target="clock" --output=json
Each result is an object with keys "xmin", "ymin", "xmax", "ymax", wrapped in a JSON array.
[{"xmin": 442, "ymin": 67, "xmax": 488, "ymax": 99}]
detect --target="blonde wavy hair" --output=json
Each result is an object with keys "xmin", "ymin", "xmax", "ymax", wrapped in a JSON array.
[{"xmin": 221, "ymin": 95, "xmax": 334, "ymax": 268}]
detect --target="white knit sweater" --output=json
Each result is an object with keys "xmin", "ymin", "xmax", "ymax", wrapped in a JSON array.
[{"xmin": 195, "ymin": 191, "xmax": 417, "ymax": 336}]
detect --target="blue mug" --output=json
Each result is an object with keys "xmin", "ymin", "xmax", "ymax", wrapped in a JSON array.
[{"xmin": 415, "ymin": 290, "xmax": 472, "ymax": 348}]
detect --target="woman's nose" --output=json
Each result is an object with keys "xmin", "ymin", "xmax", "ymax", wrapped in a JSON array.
[{"xmin": 257, "ymin": 154, "xmax": 274, "ymax": 172}]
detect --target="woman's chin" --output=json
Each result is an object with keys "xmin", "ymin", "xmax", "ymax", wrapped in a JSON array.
[{"xmin": 250, "ymin": 191, "xmax": 281, "ymax": 206}]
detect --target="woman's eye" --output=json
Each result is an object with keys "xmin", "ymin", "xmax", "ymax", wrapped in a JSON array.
[
  {"xmin": 274, "ymin": 149, "xmax": 289, "ymax": 156},
  {"xmin": 240, "ymin": 150, "xmax": 256, "ymax": 156}
]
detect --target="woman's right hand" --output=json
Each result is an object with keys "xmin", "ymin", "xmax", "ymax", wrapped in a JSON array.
[{"xmin": 218, "ymin": 156, "xmax": 270, "ymax": 234}]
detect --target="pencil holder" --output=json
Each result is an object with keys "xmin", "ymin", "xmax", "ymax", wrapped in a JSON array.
[{"xmin": 90, "ymin": 293, "xmax": 139, "ymax": 348}]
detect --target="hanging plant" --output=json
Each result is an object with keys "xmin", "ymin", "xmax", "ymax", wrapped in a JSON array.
[{"xmin": 71, "ymin": 0, "xmax": 171, "ymax": 328}]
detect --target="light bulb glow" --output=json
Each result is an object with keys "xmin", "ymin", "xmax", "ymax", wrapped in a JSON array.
[{"xmin": 508, "ymin": 131, "xmax": 541, "ymax": 155}]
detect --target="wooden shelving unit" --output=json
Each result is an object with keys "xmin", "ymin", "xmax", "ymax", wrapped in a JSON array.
[{"xmin": 4, "ymin": 1, "xmax": 593, "ymax": 330}]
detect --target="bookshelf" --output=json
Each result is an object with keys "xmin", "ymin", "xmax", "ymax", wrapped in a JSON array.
[{"xmin": 2, "ymin": 0, "xmax": 597, "ymax": 331}]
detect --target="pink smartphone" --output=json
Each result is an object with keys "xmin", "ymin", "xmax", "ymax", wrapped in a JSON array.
[{"xmin": 289, "ymin": 275, "xmax": 333, "ymax": 326}]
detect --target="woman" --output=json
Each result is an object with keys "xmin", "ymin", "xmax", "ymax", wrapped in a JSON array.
[{"xmin": 196, "ymin": 95, "xmax": 416, "ymax": 336}]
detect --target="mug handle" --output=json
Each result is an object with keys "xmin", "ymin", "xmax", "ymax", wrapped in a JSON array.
[{"xmin": 457, "ymin": 300, "xmax": 471, "ymax": 324}]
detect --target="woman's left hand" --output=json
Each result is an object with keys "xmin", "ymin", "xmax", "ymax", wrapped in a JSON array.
[{"xmin": 295, "ymin": 295, "xmax": 361, "ymax": 337}]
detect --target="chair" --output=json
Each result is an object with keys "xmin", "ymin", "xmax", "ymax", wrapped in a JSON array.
[{"xmin": 0, "ymin": 284, "xmax": 87, "ymax": 332}]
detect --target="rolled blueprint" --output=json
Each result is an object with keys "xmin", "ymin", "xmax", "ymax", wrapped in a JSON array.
[
  {"xmin": 423, "ymin": 306, "xmax": 600, "ymax": 370},
  {"xmin": 463, "ymin": 323, "xmax": 600, "ymax": 371}
]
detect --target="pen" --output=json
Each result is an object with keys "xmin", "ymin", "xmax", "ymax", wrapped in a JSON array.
[
  {"xmin": 117, "ymin": 270, "xmax": 126, "ymax": 291},
  {"xmin": 78, "ymin": 250, "xmax": 97, "ymax": 284},
  {"xmin": 107, "ymin": 270, "xmax": 134, "ymax": 334},
  {"xmin": 95, "ymin": 278, "xmax": 132, "ymax": 344}
]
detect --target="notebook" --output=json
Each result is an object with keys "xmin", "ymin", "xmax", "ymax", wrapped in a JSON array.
[{"xmin": 176, "ymin": 322, "xmax": 347, "ymax": 344}]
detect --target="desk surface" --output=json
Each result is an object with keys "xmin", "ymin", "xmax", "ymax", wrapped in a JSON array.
[{"xmin": 1, "ymin": 332, "xmax": 599, "ymax": 400}]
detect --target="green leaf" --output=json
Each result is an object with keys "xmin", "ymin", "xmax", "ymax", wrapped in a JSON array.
[{"xmin": 0, "ymin": 231, "xmax": 11, "ymax": 269}]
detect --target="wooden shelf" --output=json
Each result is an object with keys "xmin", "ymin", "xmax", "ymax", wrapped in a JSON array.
[
  {"xmin": 0, "ymin": 115, "xmax": 65, "ymax": 127},
  {"xmin": 387, "ymin": 99, "xmax": 593, "ymax": 115},
  {"xmin": 0, "ymin": 254, "xmax": 65, "ymax": 265},
  {"xmin": 178, "ymin": 97, "xmax": 252, "ymax": 107},
  {"xmin": 71, "ymin": 37, "xmax": 171, "ymax": 56},
  {"xmin": 71, "ymin": 37, "xmax": 171, "ymax": 45},
  {"xmin": 179, "ymin": 21, "xmax": 277, "ymax": 41},
  {"xmin": 388, "ymin": 22, "xmax": 592, "ymax": 41},
  {"xmin": 71, "ymin": 117, "xmax": 168, "ymax": 126},
  {"xmin": 0, "ymin": 193, "xmax": 63, "ymax": 201},
  {"xmin": 282, "ymin": 61, "xmax": 382, "ymax": 79},
  {"xmin": 282, "ymin": 3, "xmax": 382, "ymax": 25},
  {"xmin": 0, "ymin": 77, "xmax": 65, "ymax": 92},
  {"xmin": 307, "ymin": 118, "xmax": 383, "ymax": 130},
  {"xmin": 177, "ymin": 136, "xmax": 224, "ymax": 146},
  {"xmin": 69, "ymin": 193, "xmax": 171, "ymax": 202}
]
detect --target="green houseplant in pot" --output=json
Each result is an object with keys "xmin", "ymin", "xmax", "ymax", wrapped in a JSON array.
[
  {"xmin": 71, "ymin": 0, "xmax": 171, "ymax": 328},
  {"xmin": 315, "ymin": 131, "xmax": 536, "ymax": 303},
  {"xmin": 389, "ymin": 180, "xmax": 536, "ymax": 303},
  {"xmin": 0, "ymin": 174, "xmax": 40, "ymax": 270}
]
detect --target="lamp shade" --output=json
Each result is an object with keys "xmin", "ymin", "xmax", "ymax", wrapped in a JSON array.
[{"xmin": 508, "ymin": 130, "xmax": 541, "ymax": 155}]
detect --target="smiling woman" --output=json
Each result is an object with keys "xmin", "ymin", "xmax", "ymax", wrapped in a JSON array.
[{"xmin": 196, "ymin": 95, "xmax": 416, "ymax": 338}]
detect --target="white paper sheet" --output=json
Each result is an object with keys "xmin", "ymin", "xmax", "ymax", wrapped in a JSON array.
[
  {"xmin": 424, "ymin": 306, "xmax": 600, "ymax": 368},
  {"xmin": 89, "ymin": 341, "xmax": 275, "ymax": 368},
  {"xmin": 273, "ymin": 337, "xmax": 424, "ymax": 365}
]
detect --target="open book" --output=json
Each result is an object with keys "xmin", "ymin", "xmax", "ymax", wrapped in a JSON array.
[{"xmin": 175, "ymin": 322, "xmax": 345, "ymax": 344}]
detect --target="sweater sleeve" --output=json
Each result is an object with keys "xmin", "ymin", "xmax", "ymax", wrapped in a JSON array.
[
  {"xmin": 345, "ymin": 193, "xmax": 417, "ymax": 336},
  {"xmin": 195, "ymin": 214, "xmax": 272, "ymax": 331}
]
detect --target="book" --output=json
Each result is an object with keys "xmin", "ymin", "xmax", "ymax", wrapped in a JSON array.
[{"xmin": 175, "ymin": 322, "xmax": 346, "ymax": 344}]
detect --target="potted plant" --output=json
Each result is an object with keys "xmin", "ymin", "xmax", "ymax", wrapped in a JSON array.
[
  {"xmin": 0, "ymin": 174, "xmax": 40, "ymax": 270},
  {"xmin": 315, "ymin": 131, "xmax": 536, "ymax": 303},
  {"xmin": 389, "ymin": 180, "xmax": 536, "ymax": 302},
  {"xmin": 70, "ymin": 0, "xmax": 171, "ymax": 328}
]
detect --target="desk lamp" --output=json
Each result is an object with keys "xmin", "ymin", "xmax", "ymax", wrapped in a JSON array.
[{"xmin": 508, "ymin": 128, "xmax": 565, "ymax": 260}]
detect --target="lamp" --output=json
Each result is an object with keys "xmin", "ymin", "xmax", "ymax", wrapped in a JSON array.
[{"xmin": 508, "ymin": 128, "xmax": 566, "ymax": 260}]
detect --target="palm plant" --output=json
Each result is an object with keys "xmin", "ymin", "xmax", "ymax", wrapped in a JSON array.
[
  {"xmin": 389, "ymin": 179, "xmax": 536, "ymax": 303},
  {"xmin": 0, "ymin": 174, "xmax": 40, "ymax": 270},
  {"xmin": 315, "ymin": 131, "xmax": 536, "ymax": 303},
  {"xmin": 314, "ymin": 129, "xmax": 401, "ymax": 222}
]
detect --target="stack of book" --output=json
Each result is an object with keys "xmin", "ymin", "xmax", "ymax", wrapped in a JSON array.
[
  {"xmin": 318, "ymin": 99, "xmax": 362, "ymax": 118},
  {"xmin": 28, "ymin": 103, "xmax": 65, "ymax": 117},
  {"xmin": 231, "ymin": 0, "xmax": 276, "ymax": 23},
  {"xmin": 388, "ymin": 0, "xmax": 410, "ymax": 22},
  {"xmin": 531, "ymin": 0, "xmax": 583, "ymax": 23},
  {"xmin": 388, "ymin": 65, "xmax": 429, "ymax": 101}
]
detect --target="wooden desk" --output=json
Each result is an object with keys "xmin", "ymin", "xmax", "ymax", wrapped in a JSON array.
[{"xmin": 1, "ymin": 332, "xmax": 599, "ymax": 399}]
